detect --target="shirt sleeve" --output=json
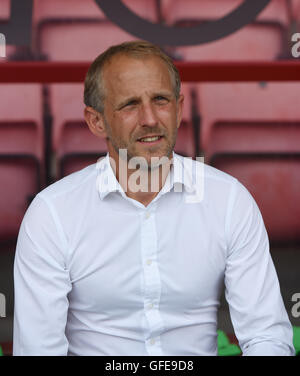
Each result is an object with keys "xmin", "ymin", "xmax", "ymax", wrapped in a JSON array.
[
  {"xmin": 224, "ymin": 179, "xmax": 295, "ymax": 356},
  {"xmin": 13, "ymin": 194, "xmax": 72, "ymax": 356}
]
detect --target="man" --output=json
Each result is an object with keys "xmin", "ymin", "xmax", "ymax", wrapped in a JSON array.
[{"xmin": 13, "ymin": 41, "xmax": 294, "ymax": 356}]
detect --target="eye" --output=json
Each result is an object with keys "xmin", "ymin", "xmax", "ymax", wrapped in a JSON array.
[
  {"xmin": 125, "ymin": 100, "xmax": 138, "ymax": 107},
  {"xmin": 154, "ymin": 96, "xmax": 169, "ymax": 104}
]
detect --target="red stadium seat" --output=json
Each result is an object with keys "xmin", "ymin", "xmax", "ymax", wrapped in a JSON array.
[
  {"xmin": 0, "ymin": 122, "xmax": 39, "ymax": 156},
  {"xmin": 0, "ymin": 83, "xmax": 43, "ymax": 160},
  {"xmin": 0, "ymin": 46, "xmax": 44, "ymax": 240},
  {"xmin": 0, "ymin": 156, "xmax": 40, "ymax": 241},
  {"xmin": 175, "ymin": 24, "xmax": 284, "ymax": 61},
  {"xmin": 47, "ymin": 84, "xmax": 107, "ymax": 177},
  {"xmin": 33, "ymin": 0, "xmax": 105, "ymax": 21},
  {"xmin": 0, "ymin": 120, "xmax": 43, "ymax": 241},
  {"xmin": 33, "ymin": 0, "xmax": 158, "ymax": 23},
  {"xmin": 58, "ymin": 120, "xmax": 107, "ymax": 177},
  {"xmin": 211, "ymin": 153, "xmax": 300, "ymax": 244},
  {"xmin": 168, "ymin": 0, "xmax": 290, "ymax": 62},
  {"xmin": 0, "ymin": 0, "xmax": 10, "ymax": 20},
  {"xmin": 163, "ymin": 0, "xmax": 290, "ymax": 26},
  {"xmin": 207, "ymin": 121, "xmax": 300, "ymax": 162},
  {"xmin": 162, "ymin": 0, "xmax": 244, "ymax": 23},
  {"xmin": 50, "ymin": 83, "xmax": 107, "ymax": 177},
  {"xmin": 39, "ymin": 22, "xmax": 138, "ymax": 62}
]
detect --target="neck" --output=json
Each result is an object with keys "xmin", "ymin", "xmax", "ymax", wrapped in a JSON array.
[{"xmin": 109, "ymin": 153, "xmax": 173, "ymax": 207}]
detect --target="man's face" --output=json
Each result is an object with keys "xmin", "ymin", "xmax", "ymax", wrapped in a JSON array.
[{"xmin": 100, "ymin": 54, "xmax": 183, "ymax": 165}]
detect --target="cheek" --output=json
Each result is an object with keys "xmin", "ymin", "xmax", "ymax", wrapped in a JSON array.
[
  {"xmin": 119, "ymin": 110, "xmax": 138, "ymax": 124},
  {"xmin": 111, "ymin": 112, "xmax": 138, "ymax": 139},
  {"xmin": 157, "ymin": 107, "xmax": 178, "ymax": 127}
]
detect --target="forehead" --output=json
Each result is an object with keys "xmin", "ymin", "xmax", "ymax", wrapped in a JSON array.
[{"xmin": 102, "ymin": 54, "xmax": 173, "ymax": 97}]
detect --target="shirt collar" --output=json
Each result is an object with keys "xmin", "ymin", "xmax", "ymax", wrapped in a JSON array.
[
  {"xmin": 160, "ymin": 152, "xmax": 194, "ymax": 196},
  {"xmin": 96, "ymin": 154, "xmax": 124, "ymax": 201},
  {"xmin": 96, "ymin": 152, "xmax": 196, "ymax": 201}
]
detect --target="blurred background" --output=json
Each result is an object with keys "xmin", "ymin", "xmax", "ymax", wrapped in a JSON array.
[{"xmin": 0, "ymin": 0, "xmax": 299, "ymax": 355}]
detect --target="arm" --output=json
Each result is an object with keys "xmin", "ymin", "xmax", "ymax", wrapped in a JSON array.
[
  {"xmin": 13, "ymin": 194, "xmax": 72, "ymax": 356},
  {"xmin": 224, "ymin": 180, "xmax": 295, "ymax": 356}
]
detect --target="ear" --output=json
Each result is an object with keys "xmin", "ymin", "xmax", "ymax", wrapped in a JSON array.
[
  {"xmin": 176, "ymin": 94, "xmax": 184, "ymax": 129},
  {"xmin": 84, "ymin": 106, "xmax": 107, "ymax": 139}
]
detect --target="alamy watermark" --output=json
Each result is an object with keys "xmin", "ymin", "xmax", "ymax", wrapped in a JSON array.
[
  {"xmin": 0, "ymin": 33, "xmax": 6, "ymax": 58},
  {"xmin": 0, "ymin": 293, "xmax": 6, "ymax": 318},
  {"xmin": 291, "ymin": 293, "xmax": 300, "ymax": 318},
  {"xmin": 96, "ymin": 151, "xmax": 205, "ymax": 204},
  {"xmin": 291, "ymin": 33, "xmax": 300, "ymax": 58}
]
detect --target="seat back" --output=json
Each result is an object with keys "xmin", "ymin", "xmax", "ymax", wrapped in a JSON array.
[
  {"xmin": 59, "ymin": 121, "xmax": 107, "ymax": 177},
  {"xmin": 195, "ymin": 82, "xmax": 300, "ymax": 155},
  {"xmin": 163, "ymin": 0, "xmax": 289, "ymax": 26},
  {"xmin": 207, "ymin": 121, "xmax": 300, "ymax": 161},
  {"xmin": 0, "ymin": 156, "xmax": 40, "ymax": 240},
  {"xmin": 211, "ymin": 153, "xmax": 300, "ymax": 243}
]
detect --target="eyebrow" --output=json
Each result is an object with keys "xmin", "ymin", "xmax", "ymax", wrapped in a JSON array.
[{"xmin": 115, "ymin": 91, "xmax": 174, "ymax": 110}]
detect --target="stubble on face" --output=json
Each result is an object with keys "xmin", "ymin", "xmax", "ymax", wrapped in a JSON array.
[{"xmin": 103, "ymin": 113, "xmax": 178, "ymax": 169}]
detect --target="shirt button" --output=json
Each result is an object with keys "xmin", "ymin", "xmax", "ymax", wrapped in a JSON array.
[
  {"xmin": 149, "ymin": 338, "xmax": 155, "ymax": 345},
  {"xmin": 148, "ymin": 303, "xmax": 154, "ymax": 310},
  {"xmin": 145, "ymin": 212, "xmax": 151, "ymax": 219},
  {"xmin": 146, "ymin": 259, "xmax": 152, "ymax": 266}
]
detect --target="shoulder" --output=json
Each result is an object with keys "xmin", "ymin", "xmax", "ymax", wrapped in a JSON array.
[
  {"xmin": 20, "ymin": 162, "xmax": 101, "ymax": 243},
  {"xmin": 37, "ymin": 162, "xmax": 99, "ymax": 202},
  {"xmin": 173, "ymin": 153, "xmax": 253, "ymax": 210},
  {"xmin": 24, "ymin": 161, "xmax": 101, "ymax": 225},
  {"xmin": 200, "ymin": 160, "xmax": 254, "ymax": 207},
  {"xmin": 174, "ymin": 152, "xmax": 238, "ymax": 187}
]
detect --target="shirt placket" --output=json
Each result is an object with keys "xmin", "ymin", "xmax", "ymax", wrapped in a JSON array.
[{"xmin": 140, "ymin": 204, "xmax": 164, "ymax": 355}]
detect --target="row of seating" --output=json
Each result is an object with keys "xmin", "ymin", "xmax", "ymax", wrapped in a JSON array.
[
  {"xmin": 1, "ymin": 0, "xmax": 298, "ymax": 28},
  {"xmin": 2, "ymin": 0, "xmax": 297, "ymax": 62},
  {"xmin": 1, "ymin": 83, "xmax": 300, "ymax": 157},
  {"xmin": 0, "ymin": 1, "xmax": 297, "ymax": 22},
  {"xmin": 0, "ymin": 118, "xmax": 299, "ymax": 244}
]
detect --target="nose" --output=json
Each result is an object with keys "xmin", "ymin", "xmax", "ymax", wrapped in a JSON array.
[{"xmin": 139, "ymin": 102, "xmax": 158, "ymax": 127}]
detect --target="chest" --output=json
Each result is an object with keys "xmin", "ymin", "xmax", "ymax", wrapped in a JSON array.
[{"xmin": 67, "ymin": 205, "xmax": 226, "ymax": 313}]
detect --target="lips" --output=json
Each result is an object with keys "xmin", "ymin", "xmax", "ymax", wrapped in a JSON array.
[
  {"xmin": 137, "ymin": 134, "xmax": 163, "ymax": 143},
  {"xmin": 138, "ymin": 135, "xmax": 162, "ymax": 143}
]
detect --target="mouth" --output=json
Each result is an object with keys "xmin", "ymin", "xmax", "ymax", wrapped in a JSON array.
[{"xmin": 137, "ymin": 135, "xmax": 163, "ymax": 145}]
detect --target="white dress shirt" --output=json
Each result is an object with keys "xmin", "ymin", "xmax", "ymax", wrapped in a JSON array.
[{"xmin": 13, "ymin": 153, "xmax": 295, "ymax": 356}]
